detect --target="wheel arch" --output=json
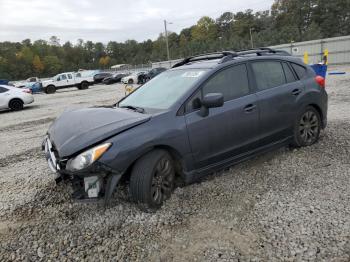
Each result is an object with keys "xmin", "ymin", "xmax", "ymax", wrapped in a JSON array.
[
  {"xmin": 308, "ymin": 103, "xmax": 324, "ymax": 127},
  {"xmin": 45, "ymin": 84, "xmax": 56, "ymax": 89},
  {"xmin": 8, "ymin": 97, "xmax": 24, "ymax": 107},
  {"xmin": 121, "ymin": 145, "xmax": 185, "ymax": 184}
]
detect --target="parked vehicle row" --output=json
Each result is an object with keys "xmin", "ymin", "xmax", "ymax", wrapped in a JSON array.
[
  {"xmin": 4, "ymin": 67, "xmax": 168, "ymax": 98},
  {"xmin": 102, "ymin": 73, "xmax": 128, "ymax": 85},
  {"xmin": 121, "ymin": 71, "xmax": 147, "ymax": 84},
  {"xmin": 95, "ymin": 67, "xmax": 167, "ymax": 85},
  {"xmin": 0, "ymin": 66, "xmax": 168, "ymax": 111},
  {"xmin": 93, "ymin": 72, "xmax": 113, "ymax": 83}
]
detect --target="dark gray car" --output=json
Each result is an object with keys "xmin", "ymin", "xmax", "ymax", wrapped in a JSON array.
[{"xmin": 43, "ymin": 49, "xmax": 328, "ymax": 211}]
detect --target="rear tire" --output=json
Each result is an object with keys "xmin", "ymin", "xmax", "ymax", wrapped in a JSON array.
[
  {"xmin": 9, "ymin": 99, "xmax": 24, "ymax": 111},
  {"xmin": 129, "ymin": 150, "xmax": 175, "ymax": 212},
  {"xmin": 79, "ymin": 81, "xmax": 89, "ymax": 90},
  {"xmin": 292, "ymin": 106, "xmax": 321, "ymax": 147},
  {"xmin": 45, "ymin": 85, "xmax": 56, "ymax": 94}
]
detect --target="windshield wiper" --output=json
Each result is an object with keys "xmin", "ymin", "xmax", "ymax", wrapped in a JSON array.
[{"xmin": 119, "ymin": 105, "xmax": 145, "ymax": 113}]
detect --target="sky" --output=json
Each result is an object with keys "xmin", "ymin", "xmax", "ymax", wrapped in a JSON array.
[{"xmin": 0, "ymin": 0, "xmax": 274, "ymax": 44}]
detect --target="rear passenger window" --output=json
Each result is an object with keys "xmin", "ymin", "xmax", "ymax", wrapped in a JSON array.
[
  {"xmin": 0, "ymin": 87, "xmax": 8, "ymax": 93},
  {"xmin": 282, "ymin": 62, "xmax": 296, "ymax": 83},
  {"xmin": 251, "ymin": 61, "xmax": 286, "ymax": 91},
  {"xmin": 202, "ymin": 64, "xmax": 250, "ymax": 102},
  {"xmin": 61, "ymin": 75, "xmax": 67, "ymax": 80},
  {"xmin": 291, "ymin": 63, "xmax": 307, "ymax": 79},
  {"xmin": 67, "ymin": 74, "xmax": 73, "ymax": 79}
]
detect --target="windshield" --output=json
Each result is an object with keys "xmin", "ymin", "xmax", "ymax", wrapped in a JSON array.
[{"xmin": 119, "ymin": 69, "xmax": 207, "ymax": 110}]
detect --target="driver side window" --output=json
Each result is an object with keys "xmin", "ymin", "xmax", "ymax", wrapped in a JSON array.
[
  {"xmin": 185, "ymin": 64, "xmax": 250, "ymax": 113},
  {"xmin": 203, "ymin": 64, "xmax": 249, "ymax": 101}
]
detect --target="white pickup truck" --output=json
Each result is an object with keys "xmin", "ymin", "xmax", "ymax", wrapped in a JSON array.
[{"xmin": 42, "ymin": 72, "xmax": 94, "ymax": 94}]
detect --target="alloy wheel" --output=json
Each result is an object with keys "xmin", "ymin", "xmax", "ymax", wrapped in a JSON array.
[
  {"xmin": 151, "ymin": 157, "xmax": 174, "ymax": 204},
  {"xmin": 299, "ymin": 111, "xmax": 319, "ymax": 144}
]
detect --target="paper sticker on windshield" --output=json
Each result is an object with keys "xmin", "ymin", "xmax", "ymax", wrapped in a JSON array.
[{"xmin": 181, "ymin": 71, "xmax": 205, "ymax": 78}]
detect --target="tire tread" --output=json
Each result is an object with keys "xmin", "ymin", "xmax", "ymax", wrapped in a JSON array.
[{"xmin": 129, "ymin": 150, "xmax": 172, "ymax": 211}]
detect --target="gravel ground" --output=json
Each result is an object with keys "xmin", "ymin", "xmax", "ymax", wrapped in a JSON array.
[{"xmin": 0, "ymin": 68, "xmax": 350, "ymax": 261}]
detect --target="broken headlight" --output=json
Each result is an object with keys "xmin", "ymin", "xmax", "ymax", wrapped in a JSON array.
[{"xmin": 66, "ymin": 143, "xmax": 111, "ymax": 171}]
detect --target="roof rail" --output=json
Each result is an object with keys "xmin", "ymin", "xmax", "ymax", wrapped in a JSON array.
[
  {"xmin": 172, "ymin": 48, "xmax": 290, "ymax": 68},
  {"xmin": 172, "ymin": 51, "xmax": 237, "ymax": 68},
  {"xmin": 236, "ymin": 47, "xmax": 291, "ymax": 56}
]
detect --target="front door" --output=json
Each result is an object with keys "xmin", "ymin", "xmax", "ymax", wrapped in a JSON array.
[{"xmin": 185, "ymin": 64, "xmax": 260, "ymax": 169}]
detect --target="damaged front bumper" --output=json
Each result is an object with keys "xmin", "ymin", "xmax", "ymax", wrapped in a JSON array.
[{"xmin": 42, "ymin": 137, "xmax": 122, "ymax": 206}]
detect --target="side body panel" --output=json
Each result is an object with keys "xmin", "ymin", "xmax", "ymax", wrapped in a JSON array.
[{"xmin": 184, "ymin": 94, "xmax": 260, "ymax": 169}]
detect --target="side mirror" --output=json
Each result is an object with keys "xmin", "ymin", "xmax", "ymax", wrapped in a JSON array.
[{"xmin": 199, "ymin": 93, "xmax": 224, "ymax": 117}]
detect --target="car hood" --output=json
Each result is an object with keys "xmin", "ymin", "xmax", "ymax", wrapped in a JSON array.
[{"xmin": 48, "ymin": 107, "xmax": 151, "ymax": 157}]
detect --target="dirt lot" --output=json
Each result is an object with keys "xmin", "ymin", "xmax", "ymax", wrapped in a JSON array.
[{"xmin": 0, "ymin": 68, "xmax": 350, "ymax": 261}]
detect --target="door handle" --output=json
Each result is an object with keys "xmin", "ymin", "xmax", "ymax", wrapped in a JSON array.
[
  {"xmin": 292, "ymin": 89, "xmax": 302, "ymax": 96},
  {"xmin": 244, "ymin": 104, "xmax": 256, "ymax": 113}
]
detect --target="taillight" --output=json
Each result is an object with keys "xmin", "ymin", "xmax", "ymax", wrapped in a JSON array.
[
  {"xmin": 315, "ymin": 76, "xmax": 325, "ymax": 88},
  {"xmin": 22, "ymin": 89, "xmax": 32, "ymax": 94}
]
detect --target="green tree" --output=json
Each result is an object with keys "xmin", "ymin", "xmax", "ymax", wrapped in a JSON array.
[
  {"xmin": 191, "ymin": 16, "xmax": 218, "ymax": 41},
  {"xmin": 32, "ymin": 55, "xmax": 44, "ymax": 74},
  {"xmin": 43, "ymin": 55, "xmax": 62, "ymax": 76}
]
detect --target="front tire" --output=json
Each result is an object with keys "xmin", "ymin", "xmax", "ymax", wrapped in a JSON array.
[
  {"xmin": 9, "ymin": 99, "xmax": 24, "ymax": 111},
  {"xmin": 128, "ymin": 79, "xmax": 134, "ymax": 85},
  {"xmin": 45, "ymin": 85, "xmax": 56, "ymax": 94},
  {"xmin": 292, "ymin": 106, "xmax": 321, "ymax": 147},
  {"xmin": 129, "ymin": 150, "xmax": 175, "ymax": 211}
]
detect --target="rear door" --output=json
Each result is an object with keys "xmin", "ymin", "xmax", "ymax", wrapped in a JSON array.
[
  {"xmin": 184, "ymin": 64, "xmax": 260, "ymax": 169},
  {"xmin": 250, "ymin": 60, "xmax": 303, "ymax": 143}
]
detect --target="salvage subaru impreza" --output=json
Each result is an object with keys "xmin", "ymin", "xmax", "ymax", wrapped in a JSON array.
[{"xmin": 43, "ymin": 49, "xmax": 327, "ymax": 211}]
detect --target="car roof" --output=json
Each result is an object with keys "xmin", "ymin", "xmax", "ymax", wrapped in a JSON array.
[
  {"xmin": 171, "ymin": 49, "xmax": 304, "ymax": 70},
  {"xmin": 59, "ymin": 72, "xmax": 75, "ymax": 75},
  {"xmin": 172, "ymin": 59, "xmax": 221, "ymax": 70}
]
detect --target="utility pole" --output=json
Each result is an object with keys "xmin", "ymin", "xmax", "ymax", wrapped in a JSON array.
[
  {"xmin": 249, "ymin": 28, "xmax": 254, "ymax": 49},
  {"xmin": 164, "ymin": 20, "xmax": 170, "ymax": 60}
]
